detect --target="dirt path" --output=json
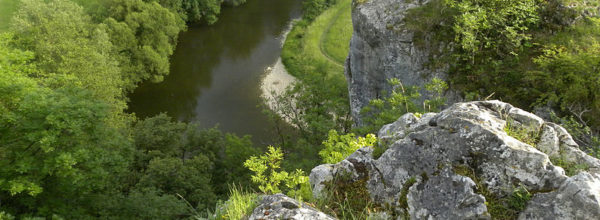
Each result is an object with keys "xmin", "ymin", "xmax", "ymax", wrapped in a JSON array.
[{"xmin": 318, "ymin": 0, "xmax": 351, "ymax": 67}]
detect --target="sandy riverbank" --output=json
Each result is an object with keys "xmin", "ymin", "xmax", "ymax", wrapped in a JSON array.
[{"xmin": 260, "ymin": 20, "xmax": 298, "ymax": 119}]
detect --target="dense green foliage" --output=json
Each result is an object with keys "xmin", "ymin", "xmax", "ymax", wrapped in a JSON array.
[
  {"xmin": 149, "ymin": 0, "xmax": 222, "ymax": 24},
  {"xmin": 0, "ymin": 36, "xmax": 132, "ymax": 217},
  {"xmin": 0, "ymin": 0, "xmax": 256, "ymax": 218},
  {"xmin": 319, "ymin": 130, "xmax": 376, "ymax": 164},
  {"xmin": 2, "ymin": 0, "xmax": 599, "ymax": 218},
  {"xmin": 11, "ymin": 0, "xmax": 126, "ymax": 112},
  {"xmin": 407, "ymin": 0, "xmax": 600, "ymax": 133},
  {"xmin": 0, "ymin": 0, "xmax": 19, "ymax": 32},
  {"xmin": 268, "ymin": 0, "xmax": 353, "ymax": 173},
  {"xmin": 103, "ymin": 0, "xmax": 186, "ymax": 88},
  {"xmin": 244, "ymin": 146, "xmax": 309, "ymax": 198}
]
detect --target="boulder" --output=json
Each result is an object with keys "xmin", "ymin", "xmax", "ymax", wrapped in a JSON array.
[
  {"xmin": 310, "ymin": 101, "xmax": 600, "ymax": 219},
  {"xmin": 519, "ymin": 172, "xmax": 600, "ymax": 220},
  {"xmin": 249, "ymin": 194, "xmax": 335, "ymax": 220}
]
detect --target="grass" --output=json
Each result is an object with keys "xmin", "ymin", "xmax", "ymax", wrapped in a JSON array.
[
  {"xmin": 453, "ymin": 164, "xmax": 532, "ymax": 219},
  {"xmin": 503, "ymin": 119, "xmax": 540, "ymax": 147},
  {"xmin": 503, "ymin": 118, "xmax": 592, "ymax": 176},
  {"xmin": 321, "ymin": 0, "xmax": 353, "ymax": 65},
  {"xmin": 281, "ymin": 0, "xmax": 353, "ymax": 81},
  {"xmin": 550, "ymin": 155, "xmax": 590, "ymax": 176},
  {"xmin": 315, "ymin": 172, "xmax": 382, "ymax": 219},
  {"xmin": 0, "ymin": 0, "xmax": 19, "ymax": 32},
  {"xmin": 398, "ymin": 176, "xmax": 417, "ymax": 217},
  {"xmin": 203, "ymin": 185, "xmax": 259, "ymax": 220}
]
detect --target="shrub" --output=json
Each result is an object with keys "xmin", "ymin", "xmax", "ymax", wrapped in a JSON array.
[
  {"xmin": 203, "ymin": 185, "xmax": 258, "ymax": 220},
  {"xmin": 243, "ymin": 146, "xmax": 309, "ymax": 199},
  {"xmin": 357, "ymin": 78, "xmax": 447, "ymax": 135},
  {"xmin": 319, "ymin": 130, "xmax": 377, "ymax": 164}
]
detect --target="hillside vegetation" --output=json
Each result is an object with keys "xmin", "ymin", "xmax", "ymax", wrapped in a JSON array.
[
  {"xmin": 0, "ymin": 0, "xmax": 19, "ymax": 32},
  {"xmin": 1, "ymin": 0, "xmax": 599, "ymax": 219},
  {"xmin": 405, "ymin": 0, "xmax": 600, "ymax": 136},
  {"xmin": 0, "ymin": 0, "xmax": 258, "ymax": 218}
]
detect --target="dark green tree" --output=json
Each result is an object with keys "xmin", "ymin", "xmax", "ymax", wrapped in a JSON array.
[
  {"xmin": 104, "ymin": 0, "xmax": 186, "ymax": 88},
  {"xmin": 10, "ymin": 0, "xmax": 126, "ymax": 113},
  {"xmin": 0, "ymin": 39, "xmax": 133, "ymax": 217},
  {"xmin": 149, "ymin": 0, "xmax": 222, "ymax": 24}
]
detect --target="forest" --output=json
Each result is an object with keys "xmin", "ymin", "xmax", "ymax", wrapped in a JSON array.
[{"xmin": 1, "ymin": 0, "xmax": 599, "ymax": 219}]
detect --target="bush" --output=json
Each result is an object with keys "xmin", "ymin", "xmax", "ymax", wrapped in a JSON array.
[
  {"xmin": 244, "ymin": 146, "xmax": 310, "ymax": 199},
  {"xmin": 203, "ymin": 186, "xmax": 258, "ymax": 220},
  {"xmin": 406, "ymin": 0, "xmax": 600, "ymax": 135},
  {"xmin": 302, "ymin": 0, "xmax": 338, "ymax": 21},
  {"xmin": 319, "ymin": 130, "xmax": 376, "ymax": 164},
  {"xmin": 357, "ymin": 78, "xmax": 447, "ymax": 135}
]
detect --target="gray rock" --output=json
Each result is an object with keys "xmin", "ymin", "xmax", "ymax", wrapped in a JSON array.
[
  {"xmin": 519, "ymin": 172, "xmax": 600, "ymax": 220},
  {"xmin": 407, "ymin": 169, "xmax": 489, "ymax": 219},
  {"xmin": 310, "ymin": 147, "xmax": 382, "ymax": 200},
  {"xmin": 249, "ymin": 194, "xmax": 335, "ymax": 220},
  {"xmin": 309, "ymin": 164, "xmax": 335, "ymax": 199},
  {"xmin": 346, "ymin": 0, "xmax": 461, "ymax": 126},
  {"xmin": 309, "ymin": 101, "xmax": 600, "ymax": 219}
]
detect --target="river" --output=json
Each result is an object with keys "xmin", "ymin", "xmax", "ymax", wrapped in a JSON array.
[{"xmin": 128, "ymin": 0, "xmax": 302, "ymax": 144}]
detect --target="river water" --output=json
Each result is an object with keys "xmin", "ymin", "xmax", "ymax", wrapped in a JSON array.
[{"xmin": 128, "ymin": 0, "xmax": 302, "ymax": 144}]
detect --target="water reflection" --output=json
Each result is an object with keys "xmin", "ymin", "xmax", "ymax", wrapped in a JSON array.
[{"xmin": 128, "ymin": 0, "xmax": 302, "ymax": 143}]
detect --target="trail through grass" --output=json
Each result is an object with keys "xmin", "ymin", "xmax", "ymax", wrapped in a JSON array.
[
  {"xmin": 281, "ymin": 0, "xmax": 353, "ymax": 80},
  {"xmin": 321, "ymin": 0, "xmax": 353, "ymax": 66},
  {"xmin": 0, "ymin": 0, "xmax": 19, "ymax": 32}
]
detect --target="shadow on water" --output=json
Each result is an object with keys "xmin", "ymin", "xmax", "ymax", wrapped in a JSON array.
[{"xmin": 128, "ymin": 0, "xmax": 302, "ymax": 144}]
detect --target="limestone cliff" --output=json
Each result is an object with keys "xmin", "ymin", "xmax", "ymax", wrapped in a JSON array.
[
  {"xmin": 345, "ymin": 0, "xmax": 459, "ymax": 126},
  {"xmin": 310, "ymin": 101, "xmax": 600, "ymax": 219},
  {"xmin": 251, "ymin": 101, "xmax": 600, "ymax": 219}
]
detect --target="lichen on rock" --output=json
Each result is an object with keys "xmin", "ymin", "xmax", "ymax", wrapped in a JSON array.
[
  {"xmin": 249, "ymin": 194, "xmax": 335, "ymax": 220},
  {"xmin": 309, "ymin": 100, "xmax": 600, "ymax": 219},
  {"xmin": 345, "ymin": 0, "xmax": 461, "ymax": 126}
]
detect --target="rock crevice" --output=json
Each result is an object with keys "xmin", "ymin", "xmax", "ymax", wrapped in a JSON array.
[{"xmin": 345, "ymin": 0, "xmax": 460, "ymax": 126}]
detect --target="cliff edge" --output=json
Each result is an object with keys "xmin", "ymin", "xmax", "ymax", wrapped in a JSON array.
[
  {"xmin": 310, "ymin": 101, "xmax": 600, "ymax": 219},
  {"xmin": 345, "ymin": 0, "xmax": 460, "ymax": 126}
]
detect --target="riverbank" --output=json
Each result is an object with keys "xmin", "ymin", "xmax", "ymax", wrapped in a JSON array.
[
  {"xmin": 261, "ymin": 0, "xmax": 353, "ymax": 117},
  {"xmin": 261, "ymin": 20, "xmax": 298, "ymax": 115},
  {"xmin": 281, "ymin": 0, "xmax": 352, "ymax": 80}
]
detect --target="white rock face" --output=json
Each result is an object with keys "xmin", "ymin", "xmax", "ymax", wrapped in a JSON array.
[
  {"xmin": 249, "ymin": 194, "xmax": 335, "ymax": 220},
  {"xmin": 346, "ymin": 0, "xmax": 461, "ymax": 126},
  {"xmin": 309, "ymin": 101, "xmax": 600, "ymax": 219},
  {"xmin": 519, "ymin": 172, "xmax": 600, "ymax": 220}
]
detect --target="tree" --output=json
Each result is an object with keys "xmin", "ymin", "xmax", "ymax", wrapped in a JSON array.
[
  {"xmin": 131, "ymin": 114, "xmax": 259, "ymax": 206},
  {"xmin": 104, "ymin": 0, "xmax": 186, "ymax": 88},
  {"xmin": 0, "ymin": 47, "xmax": 133, "ymax": 217},
  {"xmin": 132, "ymin": 113, "xmax": 187, "ymax": 170},
  {"xmin": 137, "ymin": 156, "xmax": 216, "ymax": 211},
  {"xmin": 148, "ymin": 0, "xmax": 223, "ymax": 24},
  {"xmin": 10, "ymin": 0, "xmax": 126, "ymax": 114},
  {"xmin": 93, "ymin": 188, "xmax": 189, "ymax": 219}
]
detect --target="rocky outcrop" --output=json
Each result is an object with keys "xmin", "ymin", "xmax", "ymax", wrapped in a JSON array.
[
  {"xmin": 310, "ymin": 101, "xmax": 600, "ymax": 219},
  {"xmin": 345, "ymin": 0, "xmax": 460, "ymax": 126},
  {"xmin": 249, "ymin": 194, "xmax": 335, "ymax": 220},
  {"xmin": 520, "ymin": 172, "xmax": 600, "ymax": 220}
]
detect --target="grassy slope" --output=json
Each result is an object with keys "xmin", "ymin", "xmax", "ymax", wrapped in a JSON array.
[
  {"xmin": 0, "ymin": 0, "xmax": 19, "ymax": 32},
  {"xmin": 321, "ymin": 0, "xmax": 353, "ymax": 65},
  {"xmin": 281, "ymin": 0, "xmax": 353, "ymax": 80}
]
